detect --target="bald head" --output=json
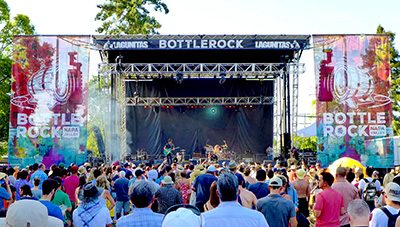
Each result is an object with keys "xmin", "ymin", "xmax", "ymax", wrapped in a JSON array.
[
  {"xmin": 347, "ymin": 199, "xmax": 370, "ymax": 226},
  {"xmin": 336, "ymin": 167, "xmax": 346, "ymax": 178}
]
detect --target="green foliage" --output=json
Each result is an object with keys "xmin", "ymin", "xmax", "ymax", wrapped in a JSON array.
[
  {"xmin": 293, "ymin": 135, "xmax": 317, "ymax": 152},
  {"xmin": 377, "ymin": 25, "xmax": 400, "ymax": 135},
  {"xmin": 0, "ymin": 0, "xmax": 35, "ymax": 143},
  {"xmin": 95, "ymin": 0, "xmax": 169, "ymax": 35}
]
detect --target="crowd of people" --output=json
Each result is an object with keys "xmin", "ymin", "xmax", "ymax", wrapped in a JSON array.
[{"xmin": 0, "ymin": 158, "xmax": 399, "ymax": 226}]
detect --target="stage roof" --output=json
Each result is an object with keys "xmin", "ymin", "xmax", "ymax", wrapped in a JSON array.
[{"xmin": 93, "ymin": 34, "xmax": 311, "ymax": 64}]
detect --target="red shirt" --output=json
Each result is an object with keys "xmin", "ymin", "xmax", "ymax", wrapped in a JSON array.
[
  {"xmin": 314, "ymin": 188, "xmax": 344, "ymax": 227},
  {"xmin": 63, "ymin": 175, "xmax": 79, "ymax": 202}
]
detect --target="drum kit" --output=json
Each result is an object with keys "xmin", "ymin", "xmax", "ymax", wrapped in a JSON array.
[{"xmin": 204, "ymin": 140, "xmax": 234, "ymax": 162}]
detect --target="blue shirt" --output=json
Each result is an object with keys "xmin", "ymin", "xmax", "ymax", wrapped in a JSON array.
[
  {"xmin": 113, "ymin": 177, "xmax": 129, "ymax": 202},
  {"xmin": 40, "ymin": 200, "xmax": 65, "ymax": 222},
  {"xmin": 128, "ymin": 177, "xmax": 137, "ymax": 188},
  {"xmin": 201, "ymin": 201, "xmax": 269, "ymax": 227},
  {"xmin": 116, "ymin": 208, "xmax": 163, "ymax": 227},
  {"xmin": 193, "ymin": 174, "xmax": 218, "ymax": 204},
  {"xmin": 30, "ymin": 170, "xmax": 48, "ymax": 190},
  {"xmin": 286, "ymin": 183, "xmax": 299, "ymax": 207},
  {"xmin": 248, "ymin": 182, "xmax": 270, "ymax": 199},
  {"xmin": 14, "ymin": 179, "xmax": 33, "ymax": 200},
  {"xmin": 257, "ymin": 194, "xmax": 296, "ymax": 227},
  {"xmin": 0, "ymin": 187, "xmax": 10, "ymax": 209}
]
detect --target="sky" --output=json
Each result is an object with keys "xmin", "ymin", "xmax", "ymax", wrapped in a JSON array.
[{"xmin": 8, "ymin": 0, "xmax": 400, "ymax": 128}]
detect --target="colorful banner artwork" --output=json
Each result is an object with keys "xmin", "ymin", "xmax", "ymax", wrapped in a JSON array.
[
  {"xmin": 8, "ymin": 36, "xmax": 90, "ymax": 168},
  {"xmin": 313, "ymin": 35, "xmax": 393, "ymax": 168}
]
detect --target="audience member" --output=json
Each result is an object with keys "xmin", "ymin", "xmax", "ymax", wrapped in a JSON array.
[
  {"xmin": 347, "ymin": 199, "xmax": 370, "ymax": 227},
  {"xmin": 248, "ymin": 169, "xmax": 270, "ymax": 199},
  {"xmin": 201, "ymin": 172, "xmax": 269, "ymax": 227},
  {"xmin": 155, "ymin": 176, "xmax": 183, "ymax": 214},
  {"xmin": 257, "ymin": 177, "xmax": 297, "ymax": 227},
  {"xmin": 73, "ymin": 182, "xmax": 112, "ymax": 227},
  {"xmin": 314, "ymin": 172, "xmax": 344, "ymax": 227},
  {"xmin": 32, "ymin": 177, "xmax": 42, "ymax": 199},
  {"xmin": 113, "ymin": 171, "xmax": 130, "ymax": 218},
  {"xmin": 116, "ymin": 180, "xmax": 163, "ymax": 227},
  {"xmin": 236, "ymin": 173, "xmax": 257, "ymax": 209},
  {"xmin": 30, "ymin": 164, "xmax": 48, "ymax": 190},
  {"xmin": 14, "ymin": 170, "xmax": 33, "ymax": 200},
  {"xmin": 370, "ymin": 182, "xmax": 400, "ymax": 227},
  {"xmin": 332, "ymin": 167, "xmax": 360, "ymax": 227},
  {"xmin": 292, "ymin": 169, "xmax": 310, "ymax": 218},
  {"xmin": 204, "ymin": 181, "xmax": 219, "ymax": 211},
  {"xmin": 192, "ymin": 165, "xmax": 218, "ymax": 212},
  {"xmin": 40, "ymin": 179, "xmax": 65, "ymax": 222},
  {"xmin": 358, "ymin": 166, "xmax": 382, "ymax": 211}
]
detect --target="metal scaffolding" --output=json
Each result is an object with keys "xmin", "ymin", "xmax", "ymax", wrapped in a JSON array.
[{"xmin": 98, "ymin": 61, "xmax": 305, "ymax": 158}]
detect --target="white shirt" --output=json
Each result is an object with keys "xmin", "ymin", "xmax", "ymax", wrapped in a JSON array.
[
  {"xmin": 370, "ymin": 205, "xmax": 400, "ymax": 227},
  {"xmin": 358, "ymin": 177, "xmax": 382, "ymax": 195},
  {"xmin": 73, "ymin": 206, "xmax": 112, "ymax": 227},
  {"xmin": 201, "ymin": 201, "xmax": 269, "ymax": 227}
]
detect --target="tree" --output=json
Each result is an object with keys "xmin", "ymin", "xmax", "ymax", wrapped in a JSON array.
[
  {"xmin": 95, "ymin": 0, "xmax": 169, "ymax": 35},
  {"xmin": 377, "ymin": 25, "xmax": 400, "ymax": 135},
  {"xmin": 0, "ymin": 0, "xmax": 35, "ymax": 155}
]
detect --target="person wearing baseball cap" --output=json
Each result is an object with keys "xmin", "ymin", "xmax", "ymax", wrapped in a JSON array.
[
  {"xmin": 257, "ymin": 176, "xmax": 297, "ymax": 227},
  {"xmin": 192, "ymin": 165, "xmax": 218, "ymax": 212},
  {"xmin": 370, "ymin": 182, "xmax": 400, "ymax": 226}
]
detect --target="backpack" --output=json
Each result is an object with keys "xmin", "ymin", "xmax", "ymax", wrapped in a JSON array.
[
  {"xmin": 380, "ymin": 207, "xmax": 400, "ymax": 227},
  {"xmin": 363, "ymin": 178, "xmax": 377, "ymax": 203}
]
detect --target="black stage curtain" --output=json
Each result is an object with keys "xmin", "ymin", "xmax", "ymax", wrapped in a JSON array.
[{"xmin": 126, "ymin": 79, "xmax": 273, "ymax": 158}]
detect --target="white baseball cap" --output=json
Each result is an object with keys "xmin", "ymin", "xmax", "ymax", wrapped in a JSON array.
[
  {"xmin": 5, "ymin": 200, "xmax": 63, "ymax": 227},
  {"xmin": 162, "ymin": 208, "xmax": 200, "ymax": 227}
]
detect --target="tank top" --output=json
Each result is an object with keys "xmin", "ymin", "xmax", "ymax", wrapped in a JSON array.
[{"xmin": 99, "ymin": 190, "xmax": 107, "ymax": 207}]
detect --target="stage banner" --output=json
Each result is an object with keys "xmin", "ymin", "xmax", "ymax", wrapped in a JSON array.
[
  {"xmin": 8, "ymin": 36, "xmax": 90, "ymax": 168},
  {"xmin": 313, "ymin": 35, "xmax": 393, "ymax": 168}
]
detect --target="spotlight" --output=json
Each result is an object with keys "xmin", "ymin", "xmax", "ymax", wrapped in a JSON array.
[
  {"xmin": 176, "ymin": 73, "xmax": 183, "ymax": 84},
  {"xmin": 219, "ymin": 73, "xmax": 226, "ymax": 84},
  {"xmin": 134, "ymin": 91, "xmax": 140, "ymax": 98},
  {"xmin": 211, "ymin": 108, "xmax": 216, "ymax": 113}
]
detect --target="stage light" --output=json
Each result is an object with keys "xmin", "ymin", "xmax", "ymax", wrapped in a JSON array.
[
  {"xmin": 203, "ymin": 106, "xmax": 206, "ymax": 109},
  {"xmin": 187, "ymin": 106, "xmax": 190, "ymax": 108},
  {"xmin": 144, "ymin": 106, "xmax": 147, "ymax": 109},
  {"xmin": 176, "ymin": 73, "xmax": 183, "ymax": 84},
  {"xmin": 208, "ymin": 106, "xmax": 211, "ymax": 108},
  {"xmin": 244, "ymin": 105, "xmax": 247, "ymax": 108},
  {"xmin": 219, "ymin": 73, "xmax": 226, "ymax": 84},
  {"xmin": 225, "ymin": 106, "xmax": 228, "ymax": 108},
  {"xmin": 162, "ymin": 106, "xmax": 165, "ymax": 109},
  {"xmin": 211, "ymin": 108, "xmax": 216, "ymax": 113},
  {"xmin": 250, "ymin": 105, "xmax": 253, "ymax": 108},
  {"xmin": 195, "ymin": 106, "xmax": 197, "ymax": 109},
  {"xmin": 149, "ymin": 106, "xmax": 153, "ymax": 108}
]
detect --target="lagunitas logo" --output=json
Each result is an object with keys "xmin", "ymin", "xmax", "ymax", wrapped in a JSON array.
[
  {"xmin": 255, "ymin": 40, "xmax": 300, "ymax": 49},
  {"xmin": 104, "ymin": 40, "xmax": 149, "ymax": 49}
]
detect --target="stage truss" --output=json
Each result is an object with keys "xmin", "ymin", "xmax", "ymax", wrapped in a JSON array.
[{"xmin": 98, "ymin": 60, "xmax": 305, "ymax": 160}]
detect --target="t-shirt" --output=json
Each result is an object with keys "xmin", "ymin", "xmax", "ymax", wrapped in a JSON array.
[
  {"xmin": 52, "ymin": 189, "xmax": 72, "ymax": 208},
  {"xmin": 0, "ymin": 187, "xmax": 10, "ymax": 209},
  {"xmin": 73, "ymin": 206, "xmax": 112, "ymax": 227},
  {"xmin": 193, "ymin": 174, "xmax": 218, "ymax": 204},
  {"xmin": 63, "ymin": 175, "xmax": 79, "ymax": 202},
  {"xmin": 113, "ymin": 177, "xmax": 129, "ymax": 202},
  {"xmin": 257, "ymin": 194, "xmax": 296, "ymax": 227},
  {"xmin": 331, "ymin": 179, "xmax": 360, "ymax": 226},
  {"xmin": 248, "ymin": 182, "xmax": 270, "ymax": 199},
  {"xmin": 40, "ymin": 200, "xmax": 65, "ymax": 222},
  {"xmin": 370, "ymin": 205, "xmax": 400, "ymax": 227},
  {"xmin": 32, "ymin": 189, "xmax": 42, "ymax": 200},
  {"xmin": 314, "ymin": 188, "xmax": 344, "ymax": 227}
]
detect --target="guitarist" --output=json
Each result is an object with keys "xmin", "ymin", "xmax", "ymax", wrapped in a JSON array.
[{"xmin": 163, "ymin": 139, "xmax": 176, "ymax": 165}]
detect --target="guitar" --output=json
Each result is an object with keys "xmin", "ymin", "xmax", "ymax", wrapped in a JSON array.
[{"xmin": 163, "ymin": 146, "xmax": 180, "ymax": 156}]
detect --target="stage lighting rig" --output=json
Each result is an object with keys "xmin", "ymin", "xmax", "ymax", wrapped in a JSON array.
[
  {"xmin": 176, "ymin": 73, "xmax": 183, "ymax": 84},
  {"xmin": 219, "ymin": 73, "xmax": 226, "ymax": 84}
]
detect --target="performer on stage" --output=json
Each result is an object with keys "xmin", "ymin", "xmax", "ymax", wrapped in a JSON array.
[{"xmin": 163, "ymin": 139, "xmax": 176, "ymax": 165}]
